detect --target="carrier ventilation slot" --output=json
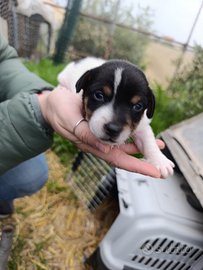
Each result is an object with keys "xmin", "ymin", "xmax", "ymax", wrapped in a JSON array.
[
  {"xmin": 170, "ymin": 262, "xmax": 180, "ymax": 270},
  {"xmin": 178, "ymin": 264, "xmax": 186, "ymax": 270},
  {"xmin": 155, "ymin": 238, "xmax": 167, "ymax": 252},
  {"xmin": 163, "ymin": 241, "xmax": 174, "ymax": 253},
  {"xmin": 145, "ymin": 258, "xmax": 152, "ymax": 265},
  {"xmin": 170, "ymin": 243, "xmax": 181, "ymax": 254},
  {"xmin": 131, "ymin": 238, "xmax": 203, "ymax": 269},
  {"xmin": 194, "ymin": 251, "xmax": 203, "ymax": 261},
  {"xmin": 138, "ymin": 257, "xmax": 144, "ymax": 263},
  {"xmin": 131, "ymin": 256, "xmax": 191, "ymax": 270},
  {"xmin": 189, "ymin": 248, "xmax": 199, "ymax": 258},
  {"xmin": 157, "ymin": 260, "xmax": 166, "ymax": 268},
  {"xmin": 139, "ymin": 238, "xmax": 203, "ymax": 259},
  {"xmin": 163, "ymin": 261, "xmax": 173, "ymax": 270}
]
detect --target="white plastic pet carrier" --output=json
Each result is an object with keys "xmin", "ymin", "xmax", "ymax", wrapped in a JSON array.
[
  {"xmin": 93, "ymin": 169, "xmax": 203, "ymax": 270},
  {"xmin": 67, "ymin": 113, "xmax": 203, "ymax": 270}
]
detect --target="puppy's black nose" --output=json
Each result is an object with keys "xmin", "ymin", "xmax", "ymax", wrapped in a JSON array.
[{"xmin": 104, "ymin": 123, "xmax": 122, "ymax": 138}]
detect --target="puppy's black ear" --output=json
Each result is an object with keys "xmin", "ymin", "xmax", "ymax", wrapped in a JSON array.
[
  {"xmin": 147, "ymin": 88, "xmax": 156, "ymax": 119},
  {"xmin": 75, "ymin": 70, "xmax": 91, "ymax": 93}
]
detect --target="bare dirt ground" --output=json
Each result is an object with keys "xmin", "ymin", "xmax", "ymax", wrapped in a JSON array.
[{"xmin": 145, "ymin": 42, "xmax": 194, "ymax": 87}]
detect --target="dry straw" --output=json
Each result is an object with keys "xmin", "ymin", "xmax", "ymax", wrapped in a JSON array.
[{"xmin": 0, "ymin": 150, "xmax": 118, "ymax": 269}]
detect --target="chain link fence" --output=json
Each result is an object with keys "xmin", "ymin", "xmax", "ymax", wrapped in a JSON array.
[
  {"xmin": 68, "ymin": 13, "xmax": 151, "ymax": 67},
  {"xmin": 0, "ymin": 0, "xmax": 52, "ymax": 60},
  {"xmin": 54, "ymin": 1, "xmax": 155, "ymax": 68},
  {"xmin": 0, "ymin": 0, "xmax": 17, "ymax": 46},
  {"xmin": 0, "ymin": 0, "xmax": 155, "ymax": 67},
  {"xmin": 0, "ymin": 0, "xmax": 195, "ymax": 86},
  {"xmin": 52, "ymin": 0, "xmax": 193, "ymax": 75}
]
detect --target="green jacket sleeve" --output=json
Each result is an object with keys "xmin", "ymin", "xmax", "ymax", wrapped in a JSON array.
[{"xmin": 0, "ymin": 34, "xmax": 54, "ymax": 176}]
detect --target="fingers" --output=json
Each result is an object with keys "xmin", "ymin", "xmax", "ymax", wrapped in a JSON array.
[
  {"xmin": 73, "ymin": 120, "xmax": 111, "ymax": 153},
  {"xmin": 107, "ymin": 148, "xmax": 161, "ymax": 178},
  {"xmin": 156, "ymin": 139, "xmax": 165, "ymax": 149},
  {"xmin": 107, "ymin": 139, "xmax": 165, "ymax": 155},
  {"xmin": 78, "ymin": 146, "xmax": 161, "ymax": 178}
]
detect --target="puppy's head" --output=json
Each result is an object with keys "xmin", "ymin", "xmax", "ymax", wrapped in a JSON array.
[{"xmin": 76, "ymin": 59, "xmax": 155, "ymax": 145}]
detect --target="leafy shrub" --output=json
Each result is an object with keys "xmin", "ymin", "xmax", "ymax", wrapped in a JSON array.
[
  {"xmin": 169, "ymin": 45, "xmax": 203, "ymax": 119},
  {"xmin": 70, "ymin": 2, "xmax": 154, "ymax": 69},
  {"xmin": 71, "ymin": 16, "xmax": 109, "ymax": 58},
  {"xmin": 151, "ymin": 83, "xmax": 184, "ymax": 136},
  {"xmin": 51, "ymin": 133, "xmax": 78, "ymax": 164}
]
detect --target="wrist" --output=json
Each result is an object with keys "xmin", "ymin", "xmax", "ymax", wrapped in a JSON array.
[
  {"xmin": 38, "ymin": 93, "xmax": 50, "ymax": 126},
  {"xmin": 29, "ymin": 93, "xmax": 52, "ymax": 131}
]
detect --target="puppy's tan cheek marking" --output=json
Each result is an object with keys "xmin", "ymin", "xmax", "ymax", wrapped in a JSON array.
[
  {"xmin": 103, "ymin": 86, "xmax": 112, "ymax": 97},
  {"xmin": 83, "ymin": 96, "xmax": 92, "ymax": 121},
  {"xmin": 131, "ymin": 95, "xmax": 141, "ymax": 104},
  {"xmin": 124, "ymin": 116, "xmax": 135, "ymax": 135},
  {"xmin": 125, "ymin": 114, "xmax": 144, "ymax": 135}
]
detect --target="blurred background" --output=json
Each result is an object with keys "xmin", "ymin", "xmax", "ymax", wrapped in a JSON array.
[{"xmin": 1, "ymin": 0, "xmax": 202, "ymax": 87}]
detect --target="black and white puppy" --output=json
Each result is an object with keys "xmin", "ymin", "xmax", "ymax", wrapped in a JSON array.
[{"xmin": 58, "ymin": 57, "xmax": 174, "ymax": 178}]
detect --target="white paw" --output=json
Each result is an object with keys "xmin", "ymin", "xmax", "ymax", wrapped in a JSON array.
[{"xmin": 148, "ymin": 154, "xmax": 175, "ymax": 179}]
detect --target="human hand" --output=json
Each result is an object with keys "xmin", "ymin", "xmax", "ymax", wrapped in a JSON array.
[{"xmin": 38, "ymin": 86, "xmax": 165, "ymax": 178}]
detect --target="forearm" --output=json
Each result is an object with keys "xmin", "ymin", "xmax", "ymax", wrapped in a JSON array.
[{"xmin": 0, "ymin": 92, "xmax": 53, "ymax": 176}]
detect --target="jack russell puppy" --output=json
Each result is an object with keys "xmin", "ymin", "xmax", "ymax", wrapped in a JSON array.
[{"xmin": 58, "ymin": 57, "xmax": 174, "ymax": 178}]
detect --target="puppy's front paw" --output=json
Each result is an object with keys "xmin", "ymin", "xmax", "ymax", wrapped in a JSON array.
[{"xmin": 148, "ymin": 154, "xmax": 175, "ymax": 179}]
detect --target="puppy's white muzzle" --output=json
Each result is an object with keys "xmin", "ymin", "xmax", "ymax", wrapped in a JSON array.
[{"xmin": 89, "ymin": 105, "xmax": 131, "ymax": 145}]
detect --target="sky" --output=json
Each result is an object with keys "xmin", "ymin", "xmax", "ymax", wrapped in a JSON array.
[{"xmin": 54, "ymin": 0, "xmax": 203, "ymax": 47}]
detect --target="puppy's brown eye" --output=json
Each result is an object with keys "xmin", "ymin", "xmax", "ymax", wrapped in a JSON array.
[
  {"xmin": 94, "ymin": 92, "xmax": 104, "ymax": 101},
  {"xmin": 133, "ymin": 103, "xmax": 143, "ymax": 112}
]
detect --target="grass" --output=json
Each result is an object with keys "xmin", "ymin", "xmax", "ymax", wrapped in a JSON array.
[
  {"xmin": 46, "ymin": 180, "xmax": 68, "ymax": 194},
  {"xmin": 7, "ymin": 234, "xmax": 26, "ymax": 269},
  {"xmin": 24, "ymin": 58, "xmax": 67, "ymax": 87}
]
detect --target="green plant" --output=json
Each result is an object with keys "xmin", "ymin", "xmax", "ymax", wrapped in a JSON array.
[
  {"xmin": 46, "ymin": 180, "xmax": 68, "ymax": 194},
  {"xmin": 71, "ymin": 1, "xmax": 154, "ymax": 68},
  {"xmin": 151, "ymin": 82, "xmax": 185, "ymax": 136},
  {"xmin": 169, "ymin": 45, "xmax": 203, "ymax": 119},
  {"xmin": 24, "ymin": 58, "xmax": 66, "ymax": 86},
  {"xmin": 71, "ymin": 16, "xmax": 108, "ymax": 58},
  {"xmin": 109, "ymin": 5, "xmax": 154, "ymax": 70},
  {"xmin": 8, "ymin": 234, "xmax": 26, "ymax": 269},
  {"xmin": 51, "ymin": 133, "xmax": 78, "ymax": 165},
  {"xmin": 110, "ymin": 26, "xmax": 148, "ymax": 70}
]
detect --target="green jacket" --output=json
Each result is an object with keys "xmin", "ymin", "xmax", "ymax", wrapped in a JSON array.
[{"xmin": 0, "ymin": 34, "xmax": 54, "ymax": 176}]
